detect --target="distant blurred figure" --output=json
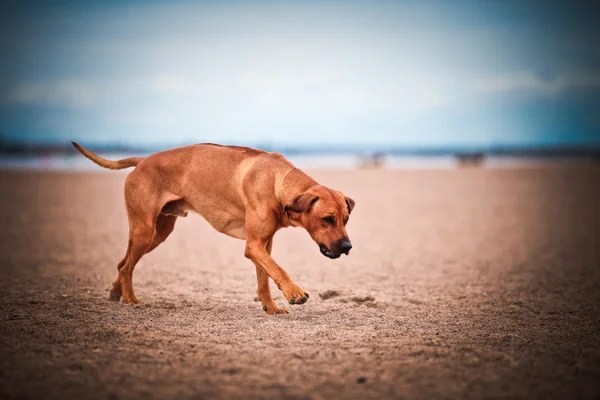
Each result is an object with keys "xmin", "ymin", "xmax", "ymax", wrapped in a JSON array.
[
  {"xmin": 358, "ymin": 152, "xmax": 385, "ymax": 169},
  {"xmin": 455, "ymin": 152, "xmax": 485, "ymax": 168}
]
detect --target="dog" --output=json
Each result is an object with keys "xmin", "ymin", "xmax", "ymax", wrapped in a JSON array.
[{"xmin": 72, "ymin": 142, "xmax": 355, "ymax": 314}]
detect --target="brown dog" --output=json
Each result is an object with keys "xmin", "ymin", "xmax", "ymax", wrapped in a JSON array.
[{"xmin": 72, "ymin": 142, "xmax": 355, "ymax": 314}]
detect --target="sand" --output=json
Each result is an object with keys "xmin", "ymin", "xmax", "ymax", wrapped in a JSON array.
[{"xmin": 0, "ymin": 167, "xmax": 599, "ymax": 399}]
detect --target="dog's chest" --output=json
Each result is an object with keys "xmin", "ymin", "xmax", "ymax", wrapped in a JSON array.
[{"xmin": 191, "ymin": 204, "xmax": 247, "ymax": 240}]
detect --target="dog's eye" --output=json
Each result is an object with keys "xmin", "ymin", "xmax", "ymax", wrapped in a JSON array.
[{"xmin": 322, "ymin": 216, "xmax": 335, "ymax": 225}]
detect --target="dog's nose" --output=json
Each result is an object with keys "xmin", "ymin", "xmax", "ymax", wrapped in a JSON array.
[{"xmin": 340, "ymin": 240, "xmax": 352, "ymax": 255}]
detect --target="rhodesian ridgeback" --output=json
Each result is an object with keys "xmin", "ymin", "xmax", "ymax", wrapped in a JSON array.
[{"xmin": 72, "ymin": 142, "xmax": 355, "ymax": 314}]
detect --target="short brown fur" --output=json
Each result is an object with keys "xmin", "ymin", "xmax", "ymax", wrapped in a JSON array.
[{"xmin": 73, "ymin": 142, "xmax": 355, "ymax": 314}]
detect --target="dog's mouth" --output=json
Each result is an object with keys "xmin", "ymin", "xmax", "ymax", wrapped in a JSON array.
[{"xmin": 319, "ymin": 243, "xmax": 341, "ymax": 259}]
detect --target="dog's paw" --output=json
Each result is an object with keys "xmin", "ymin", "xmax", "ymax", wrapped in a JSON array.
[
  {"xmin": 262, "ymin": 304, "xmax": 289, "ymax": 315},
  {"xmin": 282, "ymin": 284, "xmax": 310, "ymax": 305},
  {"xmin": 108, "ymin": 291, "xmax": 121, "ymax": 302},
  {"xmin": 108, "ymin": 284, "xmax": 121, "ymax": 302}
]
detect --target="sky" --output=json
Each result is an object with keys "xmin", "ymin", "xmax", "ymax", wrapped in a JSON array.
[{"xmin": 1, "ymin": 0, "xmax": 599, "ymax": 148}]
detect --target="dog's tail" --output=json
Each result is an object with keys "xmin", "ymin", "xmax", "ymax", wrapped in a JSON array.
[{"xmin": 71, "ymin": 142, "xmax": 144, "ymax": 170}]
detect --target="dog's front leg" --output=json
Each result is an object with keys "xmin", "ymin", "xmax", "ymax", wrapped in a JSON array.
[
  {"xmin": 252, "ymin": 239, "xmax": 289, "ymax": 315},
  {"xmin": 244, "ymin": 240, "xmax": 310, "ymax": 308}
]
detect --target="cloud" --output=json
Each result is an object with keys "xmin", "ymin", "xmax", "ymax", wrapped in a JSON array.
[
  {"xmin": 4, "ymin": 80, "xmax": 100, "ymax": 107},
  {"xmin": 151, "ymin": 74, "xmax": 194, "ymax": 94},
  {"xmin": 472, "ymin": 71, "xmax": 600, "ymax": 95}
]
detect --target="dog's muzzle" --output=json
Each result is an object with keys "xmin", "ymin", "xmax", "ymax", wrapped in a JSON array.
[
  {"xmin": 319, "ymin": 243, "xmax": 341, "ymax": 259},
  {"xmin": 339, "ymin": 240, "xmax": 352, "ymax": 255},
  {"xmin": 319, "ymin": 240, "xmax": 352, "ymax": 259}
]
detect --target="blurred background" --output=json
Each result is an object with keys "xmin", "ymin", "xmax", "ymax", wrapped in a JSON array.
[
  {"xmin": 2, "ymin": 4, "xmax": 600, "ymax": 399},
  {"xmin": 1, "ymin": 0, "xmax": 599, "ymax": 169}
]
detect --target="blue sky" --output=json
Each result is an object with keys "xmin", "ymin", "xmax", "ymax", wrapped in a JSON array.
[{"xmin": 1, "ymin": 0, "xmax": 599, "ymax": 147}]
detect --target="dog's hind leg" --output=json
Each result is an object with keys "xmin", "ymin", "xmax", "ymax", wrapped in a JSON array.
[
  {"xmin": 117, "ymin": 167, "xmax": 186, "ymax": 304},
  {"xmin": 108, "ymin": 214, "xmax": 177, "ymax": 302},
  {"xmin": 255, "ymin": 239, "xmax": 289, "ymax": 315},
  {"xmin": 118, "ymin": 222, "xmax": 155, "ymax": 305},
  {"xmin": 146, "ymin": 214, "xmax": 177, "ymax": 254},
  {"xmin": 108, "ymin": 242, "xmax": 131, "ymax": 302}
]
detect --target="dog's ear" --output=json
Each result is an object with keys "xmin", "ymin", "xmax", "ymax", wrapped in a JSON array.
[
  {"xmin": 345, "ymin": 196, "xmax": 355, "ymax": 214},
  {"xmin": 285, "ymin": 193, "xmax": 319, "ymax": 213}
]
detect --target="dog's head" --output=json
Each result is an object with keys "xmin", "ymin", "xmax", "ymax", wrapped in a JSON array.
[{"xmin": 285, "ymin": 185, "xmax": 355, "ymax": 259}]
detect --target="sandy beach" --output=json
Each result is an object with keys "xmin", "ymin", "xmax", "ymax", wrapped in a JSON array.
[{"xmin": 1, "ymin": 167, "xmax": 599, "ymax": 400}]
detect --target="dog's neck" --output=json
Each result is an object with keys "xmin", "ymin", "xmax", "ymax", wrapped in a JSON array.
[{"xmin": 279, "ymin": 168, "xmax": 317, "ymax": 227}]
